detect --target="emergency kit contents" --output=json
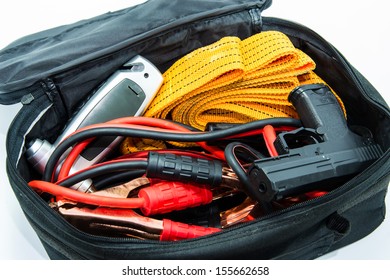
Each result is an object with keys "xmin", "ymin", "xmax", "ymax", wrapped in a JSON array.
[
  {"xmin": 2, "ymin": 0, "xmax": 389, "ymax": 260},
  {"xmin": 25, "ymin": 30, "xmax": 383, "ymax": 241}
]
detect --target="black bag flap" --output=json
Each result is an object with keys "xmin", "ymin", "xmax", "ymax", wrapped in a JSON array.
[{"xmin": 0, "ymin": 0, "xmax": 272, "ymax": 104}]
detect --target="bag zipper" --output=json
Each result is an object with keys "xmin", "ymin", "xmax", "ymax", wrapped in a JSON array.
[{"xmin": 7, "ymin": 85, "xmax": 54, "ymax": 166}]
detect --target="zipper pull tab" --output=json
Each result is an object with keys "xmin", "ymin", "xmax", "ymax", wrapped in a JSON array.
[
  {"xmin": 20, "ymin": 79, "xmax": 57, "ymax": 105},
  {"xmin": 21, "ymin": 93, "xmax": 35, "ymax": 105}
]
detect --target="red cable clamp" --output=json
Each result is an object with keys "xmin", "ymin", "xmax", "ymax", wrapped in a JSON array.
[
  {"xmin": 160, "ymin": 219, "xmax": 221, "ymax": 241},
  {"xmin": 139, "ymin": 181, "xmax": 213, "ymax": 216}
]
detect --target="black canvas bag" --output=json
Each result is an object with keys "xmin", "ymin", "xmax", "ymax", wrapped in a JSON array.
[{"xmin": 1, "ymin": 0, "xmax": 389, "ymax": 259}]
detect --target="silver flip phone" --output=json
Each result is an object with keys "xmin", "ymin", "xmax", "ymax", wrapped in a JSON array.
[{"xmin": 26, "ymin": 55, "xmax": 163, "ymax": 192}]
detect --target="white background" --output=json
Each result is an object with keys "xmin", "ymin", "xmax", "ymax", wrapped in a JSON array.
[{"xmin": 0, "ymin": 0, "xmax": 389, "ymax": 260}]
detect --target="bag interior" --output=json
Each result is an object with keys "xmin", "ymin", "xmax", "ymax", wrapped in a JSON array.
[{"xmin": 18, "ymin": 12, "xmax": 389, "ymax": 180}]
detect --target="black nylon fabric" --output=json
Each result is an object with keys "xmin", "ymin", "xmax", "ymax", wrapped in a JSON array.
[{"xmin": 0, "ymin": 0, "xmax": 271, "ymax": 102}]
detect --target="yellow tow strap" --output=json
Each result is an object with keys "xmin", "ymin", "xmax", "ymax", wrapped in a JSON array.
[{"xmin": 121, "ymin": 31, "xmax": 344, "ymax": 153}]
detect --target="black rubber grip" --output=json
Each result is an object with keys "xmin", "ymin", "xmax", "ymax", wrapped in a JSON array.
[{"xmin": 146, "ymin": 152, "xmax": 222, "ymax": 186}]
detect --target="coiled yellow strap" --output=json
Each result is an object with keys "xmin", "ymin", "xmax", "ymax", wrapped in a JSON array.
[{"xmin": 121, "ymin": 31, "xmax": 344, "ymax": 153}]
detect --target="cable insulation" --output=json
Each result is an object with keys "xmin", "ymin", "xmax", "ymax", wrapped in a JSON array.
[{"xmin": 28, "ymin": 180, "xmax": 145, "ymax": 208}]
